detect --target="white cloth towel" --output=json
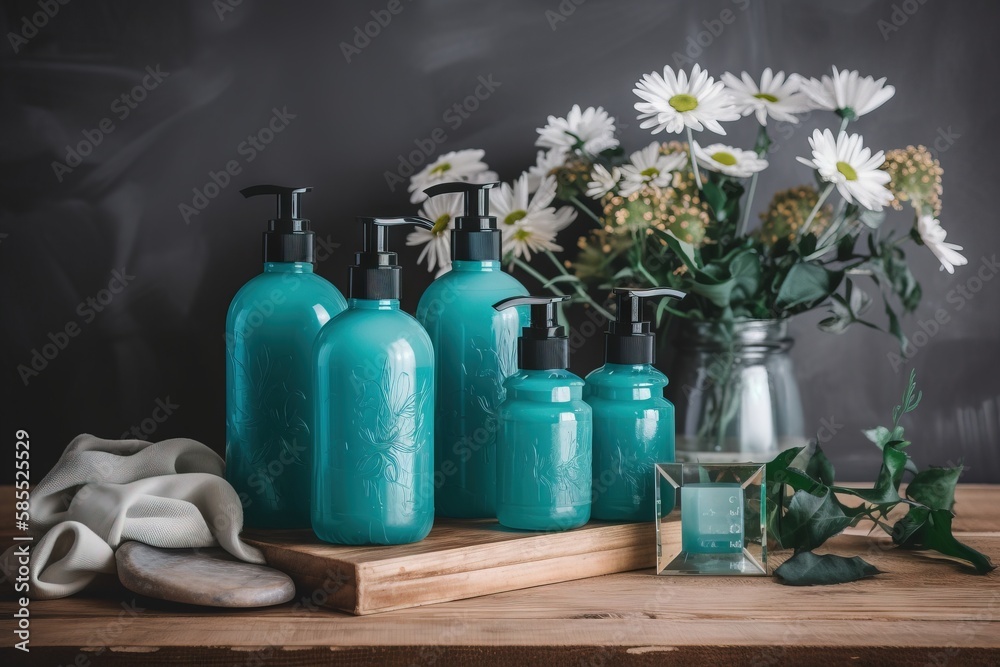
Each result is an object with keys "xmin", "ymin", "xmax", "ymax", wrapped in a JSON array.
[{"xmin": 1, "ymin": 434, "xmax": 264, "ymax": 599}]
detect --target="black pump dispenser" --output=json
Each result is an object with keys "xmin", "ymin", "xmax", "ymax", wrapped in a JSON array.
[
  {"xmin": 349, "ymin": 216, "xmax": 434, "ymax": 300},
  {"xmin": 494, "ymin": 295, "xmax": 571, "ymax": 370},
  {"xmin": 423, "ymin": 181, "xmax": 501, "ymax": 262},
  {"xmin": 241, "ymin": 185, "xmax": 316, "ymax": 263},
  {"xmin": 606, "ymin": 287, "xmax": 686, "ymax": 364}
]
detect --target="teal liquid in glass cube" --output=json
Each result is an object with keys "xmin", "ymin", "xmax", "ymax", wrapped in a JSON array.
[{"xmin": 680, "ymin": 483, "xmax": 744, "ymax": 554}]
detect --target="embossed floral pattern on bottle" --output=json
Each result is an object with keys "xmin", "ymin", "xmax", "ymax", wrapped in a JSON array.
[
  {"xmin": 229, "ymin": 340, "xmax": 309, "ymax": 507},
  {"xmin": 611, "ymin": 439, "xmax": 650, "ymax": 506},
  {"xmin": 461, "ymin": 323, "xmax": 517, "ymax": 463},
  {"xmin": 351, "ymin": 359, "xmax": 429, "ymax": 507},
  {"xmin": 531, "ymin": 433, "xmax": 591, "ymax": 506}
]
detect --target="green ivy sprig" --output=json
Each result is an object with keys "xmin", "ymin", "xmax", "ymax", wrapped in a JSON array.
[{"xmin": 768, "ymin": 369, "xmax": 996, "ymax": 585}]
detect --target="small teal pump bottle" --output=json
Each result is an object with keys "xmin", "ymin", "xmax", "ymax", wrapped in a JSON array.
[
  {"xmin": 313, "ymin": 216, "xmax": 436, "ymax": 545},
  {"xmin": 226, "ymin": 185, "xmax": 347, "ymax": 529},
  {"xmin": 416, "ymin": 182, "xmax": 527, "ymax": 519},
  {"xmin": 585, "ymin": 287, "xmax": 686, "ymax": 522},
  {"xmin": 493, "ymin": 296, "xmax": 592, "ymax": 531}
]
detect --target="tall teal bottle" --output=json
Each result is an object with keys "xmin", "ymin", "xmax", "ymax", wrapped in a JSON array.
[
  {"xmin": 226, "ymin": 185, "xmax": 347, "ymax": 529},
  {"xmin": 313, "ymin": 216, "xmax": 435, "ymax": 545},
  {"xmin": 584, "ymin": 287, "xmax": 686, "ymax": 522},
  {"xmin": 493, "ymin": 296, "xmax": 592, "ymax": 531},
  {"xmin": 416, "ymin": 182, "xmax": 527, "ymax": 518}
]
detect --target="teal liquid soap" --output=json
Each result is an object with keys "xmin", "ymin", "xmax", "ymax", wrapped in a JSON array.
[
  {"xmin": 225, "ymin": 186, "xmax": 347, "ymax": 529},
  {"xmin": 585, "ymin": 287, "xmax": 684, "ymax": 522},
  {"xmin": 416, "ymin": 182, "xmax": 527, "ymax": 518},
  {"xmin": 493, "ymin": 296, "xmax": 592, "ymax": 531},
  {"xmin": 312, "ymin": 217, "xmax": 436, "ymax": 545}
]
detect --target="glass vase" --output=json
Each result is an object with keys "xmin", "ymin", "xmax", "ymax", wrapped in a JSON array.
[{"xmin": 663, "ymin": 319, "xmax": 807, "ymax": 463}]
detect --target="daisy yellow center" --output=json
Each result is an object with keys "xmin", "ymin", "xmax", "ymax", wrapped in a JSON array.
[
  {"xmin": 668, "ymin": 94, "xmax": 698, "ymax": 112},
  {"xmin": 504, "ymin": 210, "xmax": 527, "ymax": 226},
  {"xmin": 432, "ymin": 214, "xmax": 451, "ymax": 235},
  {"xmin": 429, "ymin": 162, "xmax": 451, "ymax": 176},
  {"xmin": 753, "ymin": 92, "xmax": 779, "ymax": 103},
  {"xmin": 711, "ymin": 151, "xmax": 737, "ymax": 166},
  {"xmin": 512, "ymin": 228, "xmax": 532, "ymax": 241},
  {"xmin": 836, "ymin": 161, "xmax": 858, "ymax": 181},
  {"xmin": 641, "ymin": 167, "xmax": 660, "ymax": 178}
]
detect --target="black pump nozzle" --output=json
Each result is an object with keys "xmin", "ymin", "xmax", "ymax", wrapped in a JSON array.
[
  {"xmin": 241, "ymin": 185, "xmax": 315, "ymax": 263},
  {"xmin": 423, "ymin": 181, "xmax": 501, "ymax": 262},
  {"xmin": 494, "ymin": 295, "xmax": 571, "ymax": 370},
  {"xmin": 350, "ymin": 216, "xmax": 434, "ymax": 300},
  {"xmin": 606, "ymin": 287, "xmax": 686, "ymax": 364}
]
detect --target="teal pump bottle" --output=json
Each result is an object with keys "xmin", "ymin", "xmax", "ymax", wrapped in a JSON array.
[
  {"xmin": 585, "ymin": 287, "xmax": 686, "ymax": 522},
  {"xmin": 416, "ymin": 182, "xmax": 527, "ymax": 518},
  {"xmin": 226, "ymin": 185, "xmax": 347, "ymax": 529},
  {"xmin": 493, "ymin": 296, "xmax": 592, "ymax": 531},
  {"xmin": 313, "ymin": 216, "xmax": 436, "ymax": 545}
]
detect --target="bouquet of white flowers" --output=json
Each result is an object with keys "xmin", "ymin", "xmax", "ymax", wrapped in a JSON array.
[{"xmin": 406, "ymin": 64, "xmax": 965, "ymax": 350}]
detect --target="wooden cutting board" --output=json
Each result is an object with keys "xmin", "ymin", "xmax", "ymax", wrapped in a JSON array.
[{"xmin": 243, "ymin": 519, "xmax": 655, "ymax": 615}]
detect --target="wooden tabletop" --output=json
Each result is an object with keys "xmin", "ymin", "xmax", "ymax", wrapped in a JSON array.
[{"xmin": 2, "ymin": 484, "xmax": 998, "ymax": 666}]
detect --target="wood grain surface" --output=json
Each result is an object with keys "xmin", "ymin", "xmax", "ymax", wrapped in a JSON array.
[
  {"xmin": 242, "ymin": 519, "xmax": 657, "ymax": 614},
  {"xmin": 1, "ymin": 484, "xmax": 998, "ymax": 666}
]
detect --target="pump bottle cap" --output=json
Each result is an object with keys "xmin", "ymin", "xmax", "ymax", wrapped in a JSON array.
[
  {"xmin": 349, "ymin": 216, "xmax": 433, "ymax": 300},
  {"xmin": 423, "ymin": 181, "xmax": 501, "ymax": 262},
  {"xmin": 241, "ymin": 185, "xmax": 316, "ymax": 263},
  {"xmin": 606, "ymin": 287, "xmax": 686, "ymax": 364},
  {"xmin": 493, "ymin": 295, "xmax": 571, "ymax": 370}
]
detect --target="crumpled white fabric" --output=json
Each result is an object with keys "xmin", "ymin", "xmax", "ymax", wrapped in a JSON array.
[{"xmin": 0, "ymin": 434, "xmax": 264, "ymax": 599}]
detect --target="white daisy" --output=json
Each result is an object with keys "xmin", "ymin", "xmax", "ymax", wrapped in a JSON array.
[
  {"xmin": 406, "ymin": 192, "xmax": 463, "ymax": 276},
  {"xmin": 492, "ymin": 174, "xmax": 577, "ymax": 260},
  {"xmin": 795, "ymin": 67, "xmax": 895, "ymax": 120},
  {"xmin": 620, "ymin": 141, "xmax": 688, "ymax": 196},
  {"xmin": 526, "ymin": 148, "xmax": 568, "ymax": 193},
  {"xmin": 693, "ymin": 141, "xmax": 769, "ymax": 178},
  {"xmin": 408, "ymin": 149, "xmax": 498, "ymax": 204},
  {"xmin": 721, "ymin": 68, "xmax": 812, "ymax": 125},
  {"xmin": 536, "ymin": 105, "xmax": 619, "ymax": 156},
  {"xmin": 797, "ymin": 129, "xmax": 893, "ymax": 211},
  {"xmin": 586, "ymin": 164, "xmax": 621, "ymax": 200},
  {"xmin": 917, "ymin": 214, "xmax": 967, "ymax": 274},
  {"xmin": 633, "ymin": 64, "xmax": 740, "ymax": 135}
]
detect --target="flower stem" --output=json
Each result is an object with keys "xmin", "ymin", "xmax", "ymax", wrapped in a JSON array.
[
  {"xmin": 543, "ymin": 250, "xmax": 614, "ymax": 320},
  {"xmin": 738, "ymin": 170, "xmax": 758, "ymax": 238},
  {"xmin": 513, "ymin": 258, "xmax": 566, "ymax": 296},
  {"xmin": 799, "ymin": 183, "xmax": 834, "ymax": 243},
  {"xmin": 839, "ymin": 116, "xmax": 850, "ymax": 134},
  {"xmin": 685, "ymin": 126, "xmax": 703, "ymax": 191},
  {"xmin": 570, "ymin": 195, "xmax": 604, "ymax": 228}
]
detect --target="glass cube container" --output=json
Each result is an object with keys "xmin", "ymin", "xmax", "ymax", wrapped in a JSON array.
[{"xmin": 654, "ymin": 462, "xmax": 767, "ymax": 575}]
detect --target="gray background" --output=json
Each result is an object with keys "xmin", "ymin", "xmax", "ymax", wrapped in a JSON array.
[{"xmin": 1, "ymin": 0, "xmax": 998, "ymax": 483}]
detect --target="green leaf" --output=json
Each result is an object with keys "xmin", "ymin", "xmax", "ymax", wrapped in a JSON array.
[
  {"xmin": 906, "ymin": 466, "xmax": 963, "ymax": 511},
  {"xmin": 893, "ymin": 368, "xmax": 923, "ymax": 428},
  {"xmin": 775, "ymin": 551, "xmax": 882, "ymax": 586},
  {"xmin": 834, "ymin": 441, "xmax": 909, "ymax": 504},
  {"xmin": 651, "ymin": 228, "xmax": 701, "ymax": 271},
  {"xmin": 893, "ymin": 507, "xmax": 996, "ymax": 574},
  {"xmin": 701, "ymin": 180, "xmax": 726, "ymax": 219},
  {"xmin": 884, "ymin": 300, "xmax": 907, "ymax": 350},
  {"xmin": 836, "ymin": 233, "xmax": 857, "ymax": 261},
  {"xmin": 805, "ymin": 443, "xmax": 835, "ymax": 486},
  {"xmin": 775, "ymin": 263, "xmax": 844, "ymax": 311},
  {"xmin": 857, "ymin": 207, "xmax": 887, "ymax": 229},
  {"xmin": 864, "ymin": 425, "xmax": 919, "ymax": 475},
  {"xmin": 767, "ymin": 446, "xmax": 824, "ymax": 494},
  {"xmin": 797, "ymin": 233, "xmax": 818, "ymax": 257},
  {"xmin": 780, "ymin": 489, "xmax": 852, "ymax": 551}
]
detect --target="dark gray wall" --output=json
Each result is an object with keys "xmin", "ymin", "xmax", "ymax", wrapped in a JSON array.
[{"xmin": 2, "ymin": 0, "xmax": 998, "ymax": 483}]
